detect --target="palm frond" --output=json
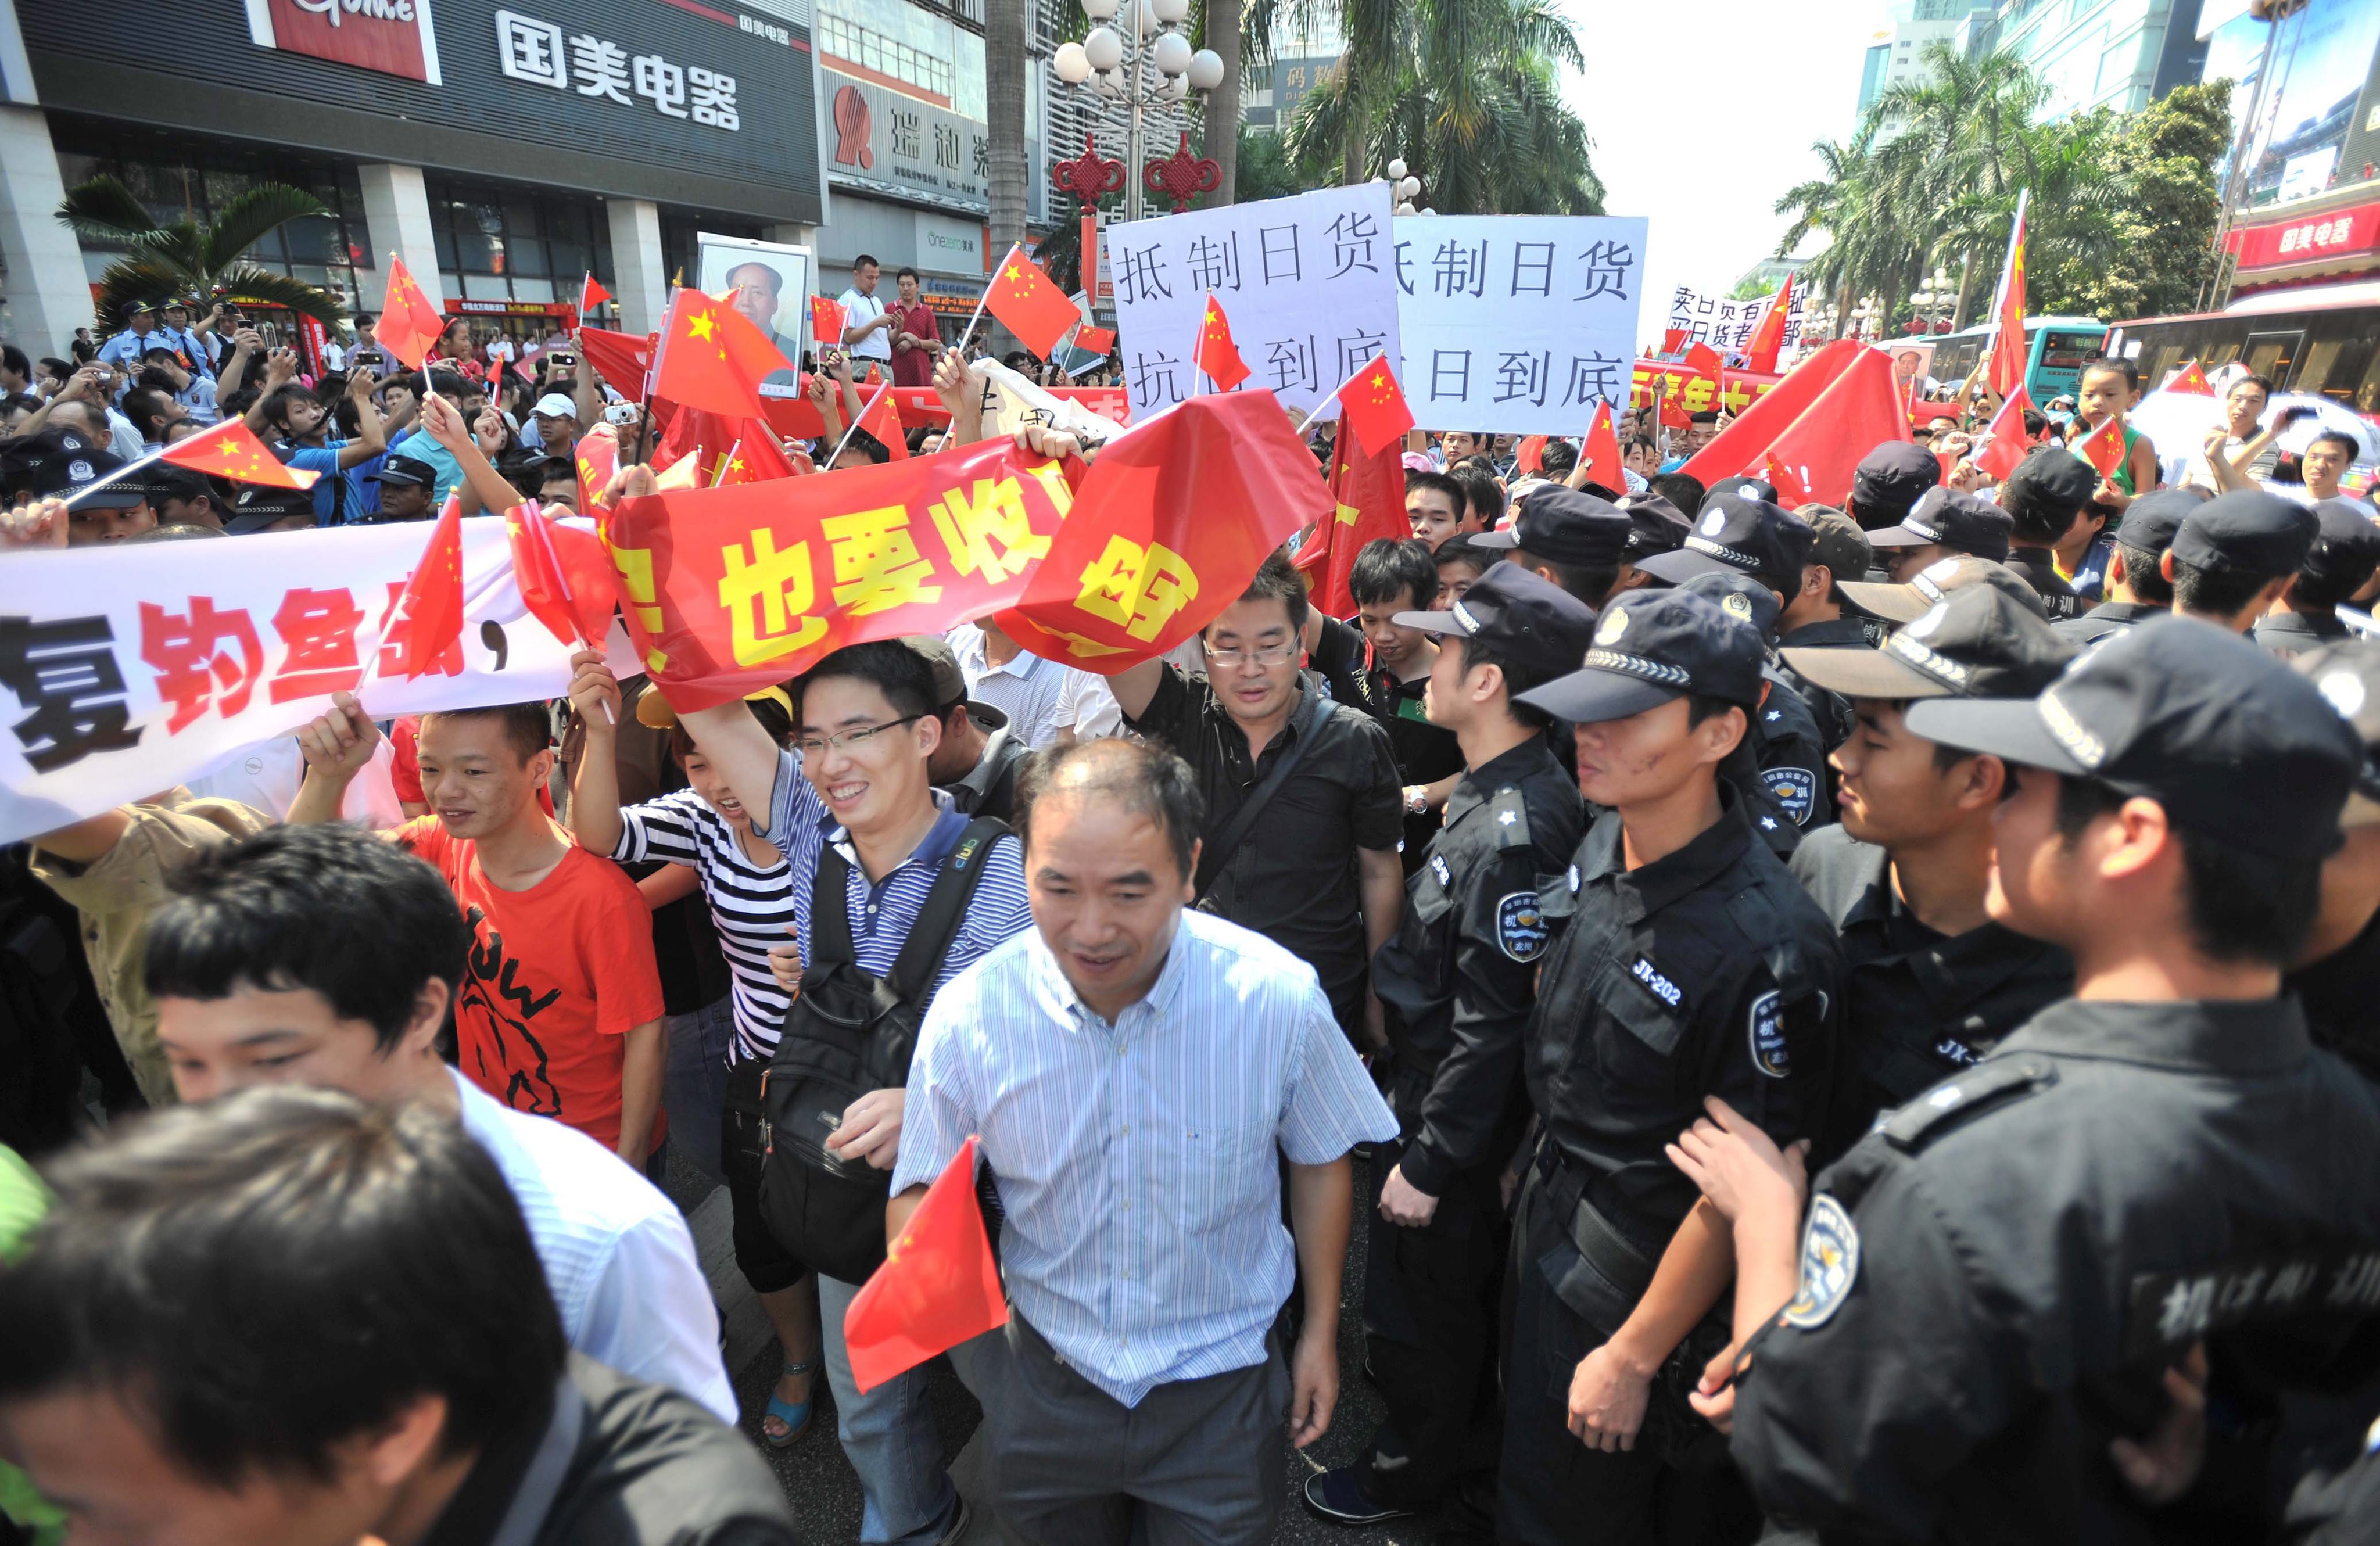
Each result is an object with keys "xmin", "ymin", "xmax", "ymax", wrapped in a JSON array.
[
  {"xmin": 56, "ymin": 175, "xmax": 159, "ymax": 244},
  {"xmin": 202, "ymin": 184, "xmax": 334, "ymax": 273},
  {"xmin": 211, "ymin": 265, "xmax": 343, "ymax": 325}
]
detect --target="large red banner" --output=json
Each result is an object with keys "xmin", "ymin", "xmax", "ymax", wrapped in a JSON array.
[
  {"xmin": 1631, "ymin": 360, "xmax": 1784, "ymax": 418},
  {"xmin": 255, "ymin": 0, "xmax": 435, "ymax": 83}
]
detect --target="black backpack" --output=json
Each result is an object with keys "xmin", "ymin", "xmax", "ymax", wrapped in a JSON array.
[{"xmin": 757, "ymin": 817, "xmax": 1006, "ymax": 1285}]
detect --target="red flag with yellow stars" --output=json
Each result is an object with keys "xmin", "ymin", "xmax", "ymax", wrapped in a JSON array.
[
  {"xmin": 843, "ymin": 1138, "xmax": 1007, "ymax": 1393},
  {"xmin": 811, "ymin": 295, "xmax": 848, "ymax": 353},
  {"xmin": 1336, "ymin": 354, "xmax": 1414, "ymax": 457},
  {"xmin": 1295, "ymin": 424, "xmax": 1408, "ymax": 618},
  {"xmin": 393, "ymin": 494, "xmax": 466, "ymax": 679},
  {"xmin": 1193, "ymin": 293, "xmax": 1250, "ymax": 392},
  {"xmin": 379, "ymin": 256, "xmax": 448, "ymax": 371},
  {"xmin": 159, "ymin": 420, "xmax": 318, "ymax": 489},
  {"xmin": 857, "ymin": 386, "xmax": 911, "ymax": 461},
  {"xmin": 1987, "ymin": 191, "xmax": 2031, "ymax": 401},
  {"xmin": 651, "ymin": 287, "xmax": 793, "ymax": 422},
  {"xmin": 1579, "ymin": 400, "xmax": 1624, "ymax": 493},
  {"xmin": 1973, "ymin": 386, "xmax": 2038, "ymax": 482},
  {"xmin": 2167, "ymin": 359, "xmax": 2214, "ymax": 396},
  {"xmin": 983, "ymin": 243, "xmax": 1081, "ymax": 359},
  {"xmin": 1743, "ymin": 270, "xmax": 1795, "ymax": 374},
  {"xmin": 2073, "ymin": 412, "xmax": 2128, "ymax": 479}
]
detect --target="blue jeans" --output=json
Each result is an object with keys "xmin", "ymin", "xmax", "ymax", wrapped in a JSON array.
[
  {"xmin": 819, "ymin": 1270, "xmax": 960, "ymax": 1544},
  {"xmin": 664, "ymin": 997, "xmax": 736, "ymax": 1189}
]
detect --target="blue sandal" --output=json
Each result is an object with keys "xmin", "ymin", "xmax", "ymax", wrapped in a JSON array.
[{"xmin": 762, "ymin": 1358, "xmax": 818, "ymax": 1449}]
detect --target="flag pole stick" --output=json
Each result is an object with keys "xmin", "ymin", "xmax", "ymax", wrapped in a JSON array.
[
  {"xmin": 713, "ymin": 439, "xmax": 742, "ymax": 489},
  {"xmin": 826, "ymin": 380, "xmax": 893, "ymax": 469},
  {"xmin": 57, "ymin": 442, "xmax": 175, "ymax": 508},
  {"xmin": 1294, "ymin": 388, "xmax": 1345, "ymax": 437}
]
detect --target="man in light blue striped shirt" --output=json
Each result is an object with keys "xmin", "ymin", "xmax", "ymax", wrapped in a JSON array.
[{"xmin": 892, "ymin": 737, "xmax": 1397, "ymax": 1545}]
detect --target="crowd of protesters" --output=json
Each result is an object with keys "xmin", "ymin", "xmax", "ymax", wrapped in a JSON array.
[{"xmin": 3, "ymin": 261, "xmax": 2380, "ymax": 1546}]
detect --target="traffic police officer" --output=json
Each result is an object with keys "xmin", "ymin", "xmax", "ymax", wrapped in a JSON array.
[
  {"xmin": 1303, "ymin": 563, "xmax": 1598, "ymax": 1530},
  {"xmin": 1779, "ymin": 583, "xmax": 2077, "ymax": 1161},
  {"xmin": 1499, "ymin": 589, "xmax": 1842, "ymax": 1545},
  {"xmin": 1716, "ymin": 617, "xmax": 2380, "ymax": 1542},
  {"xmin": 1680, "ymin": 569, "xmax": 1833, "ymax": 843}
]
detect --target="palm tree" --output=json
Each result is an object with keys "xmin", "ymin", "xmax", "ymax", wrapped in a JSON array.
[
  {"xmin": 985, "ymin": 0, "xmax": 1030, "ymax": 258},
  {"xmin": 1202, "ymin": 0, "xmax": 1243, "ymax": 204},
  {"xmin": 56, "ymin": 175, "xmax": 343, "ymax": 328}
]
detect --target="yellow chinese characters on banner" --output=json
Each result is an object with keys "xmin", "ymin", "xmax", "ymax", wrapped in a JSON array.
[{"xmin": 1074, "ymin": 535, "xmax": 1200, "ymax": 644}]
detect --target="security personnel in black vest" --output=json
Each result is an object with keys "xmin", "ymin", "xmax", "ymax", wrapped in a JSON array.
[
  {"xmin": 1779, "ymin": 583, "xmax": 2077, "ymax": 1163},
  {"xmin": 1711, "ymin": 617, "xmax": 2380, "ymax": 1544},
  {"xmin": 1497, "ymin": 589, "xmax": 1843, "ymax": 1546},
  {"xmin": 1303, "ymin": 563, "xmax": 1597, "ymax": 1530},
  {"xmin": 1681, "ymin": 569, "xmax": 1833, "ymax": 842},
  {"xmin": 2288, "ymin": 640, "xmax": 2380, "ymax": 1082}
]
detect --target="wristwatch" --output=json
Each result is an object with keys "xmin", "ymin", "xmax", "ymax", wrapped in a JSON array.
[{"xmin": 1403, "ymin": 784, "xmax": 1428, "ymax": 816}]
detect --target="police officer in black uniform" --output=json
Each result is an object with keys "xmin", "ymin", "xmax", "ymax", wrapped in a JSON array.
[
  {"xmin": 2053, "ymin": 486, "xmax": 2202, "ymax": 648},
  {"xmin": 1994, "ymin": 444, "xmax": 2098, "ymax": 622},
  {"xmin": 1302, "ymin": 563, "xmax": 1598, "ymax": 1530},
  {"xmin": 2257, "ymin": 498, "xmax": 2380, "ymax": 658},
  {"xmin": 2288, "ymin": 640, "xmax": 2380, "ymax": 1081},
  {"xmin": 1474, "ymin": 485, "xmax": 1636, "ymax": 611},
  {"xmin": 1779, "ymin": 583, "xmax": 2077, "ymax": 1161},
  {"xmin": 1864, "ymin": 485, "xmax": 2016, "ymax": 581},
  {"xmin": 1680, "ymin": 569, "xmax": 1833, "ymax": 843},
  {"xmin": 1837, "ymin": 551, "xmax": 2049, "ymax": 631},
  {"xmin": 1496, "ymin": 588, "xmax": 1843, "ymax": 1546},
  {"xmin": 1613, "ymin": 490, "xmax": 1692, "ymax": 596},
  {"xmin": 1709, "ymin": 616, "xmax": 2380, "ymax": 1543}
]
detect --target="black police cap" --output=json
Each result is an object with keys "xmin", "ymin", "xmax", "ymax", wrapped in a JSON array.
[
  {"xmin": 1632, "ymin": 491, "xmax": 1815, "ymax": 592},
  {"xmin": 1394, "ymin": 559, "xmax": 1598, "ymax": 680},
  {"xmin": 223, "ymin": 483, "xmax": 317, "ymax": 533},
  {"xmin": 2112, "ymin": 485, "xmax": 2208, "ymax": 555},
  {"xmin": 2171, "ymin": 489, "xmax": 2319, "ymax": 580},
  {"xmin": 1680, "ymin": 569, "xmax": 1779, "ymax": 645},
  {"xmin": 1850, "ymin": 441, "xmax": 1942, "ymax": 523},
  {"xmin": 370, "ymin": 454, "xmax": 441, "ymax": 489},
  {"xmin": 30, "ymin": 448, "xmax": 144, "ymax": 509},
  {"xmin": 1612, "ymin": 490, "xmax": 1690, "ymax": 559},
  {"xmin": 1839, "ymin": 553, "xmax": 2047, "ymax": 625},
  {"xmin": 2293, "ymin": 639, "xmax": 2380, "ymax": 830},
  {"xmin": 1784, "ymin": 583, "xmax": 2074, "ymax": 702},
  {"xmin": 1515, "ymin": 587, "xmax": 1765, "ymax": 724},
  {"xmin": 2303, "ymin": 498, "xmax": 2380, "ymax": 581},
  {"xmin": 1908, "ymin": 615, "xmax": 2363, "ymax": 860},
  {"xmin": 1471, "ymin": 486, "xmax": 1629, "ymax": 568},
  {"xmin": 1867, "ymin": 486, "xmax": 2013, "ymax": 563},
  {"xmin": 1706, "ymin": 474, "xmax": 1779, "ymax": 504},
  {"xmin": 1999, "ymin": 444, "xmax": 2099, "ymax": 523}
]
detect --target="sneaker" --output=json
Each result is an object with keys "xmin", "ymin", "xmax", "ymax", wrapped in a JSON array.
[{"xmin": 1303, "ymin": 1466, "xmax": 1418, "ymax": 1527}]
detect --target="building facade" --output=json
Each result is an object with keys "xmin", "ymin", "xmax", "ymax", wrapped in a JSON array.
[
  {"xmin": 1859, "ymin": 1, "xmax": 1994, "ymax": 136},
  {"xmin": 1955, "ymin": 0, "xmax": 2207, "ymax": 120}
]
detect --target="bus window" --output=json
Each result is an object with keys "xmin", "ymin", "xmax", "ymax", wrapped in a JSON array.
[
  {"xmin": 2354, "ymin": 348, "xmax": 2380, "ymax": 415},
  {"xmin": 2297, "ymin": 312, "xmax": 2376, "ymax": 405},
  {"xmin": 2243, "ymin": 330, "xmax": 2303, "ymax": 384},
  {"xmin": 2031, "ymin": 326, "xmax": 2105, "ymax": 400},
  {"xmin": 1932, "ymin": 333, "xmax": 1985, "ymax": 383}
]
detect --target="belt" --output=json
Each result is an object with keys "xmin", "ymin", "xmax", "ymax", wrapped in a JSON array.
[{"xmin": 1532, "ymin": 1143, "xmax": 1657, "ymax": 1311}]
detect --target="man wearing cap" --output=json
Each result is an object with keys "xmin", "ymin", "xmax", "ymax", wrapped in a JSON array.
[
  {"xmin": 221, "ymin": 483, "xmax": 317, "ymax": 535},
  {"xmin": 1710, "ymin": 617, "xmax": 2380, "ymax": 1544},
  {"xmin": 525, "ymin": 392, "xmax": 582, "ymax": 454},
  {"xmin": 1304, "ymin": 565, "xmax": 1596, "ymax": 1531},
  {"xmin": 2286, "ymin": 640, "xmax": 2380, "ymax": 1082},
  {"xmin": 2166, "ymin": 488, "xmax": 2320, "ymax": 636},
  {"xmin": 1496, "ymin": 589, "xmax": 1841, "ymax": 1545},
  {"xmin": 1865, "ymin": 486, "xmax": 2015, "ymax": 581},
  {"xmin": 1779, "ymin": 586, "xmax": 2077, "ymax": 1162},
  {"xmin": 1612, "ymin": 491, "xmax": 1691, "ymax": 592},
  {"xmin": 1844, "ymin": 442, "xmax": 1942, "ymax": 535},
  {"xmin": 909, "ymin": 634, "xmax": 1027, "ymax": 823},
  {"xmin": 94, "ymin": 300, "xmax": 162, "ymax": 372},
  {"xmin": 30, "ymin": 448, "xmax": 156, "ymax": 544},
  {"xmin": 1680, "ymin": 570, "xmax": 1834, "ymax": 841},
  {"xmin": 2055, "ymin": 487, "xmax": 2200, "ymax": 647},
  {"xmin": 1995, "ymin": 445, "xmax": 2099, "ymax": 621},
  {"xmin": 1474, "ymin": 486, "xmax": 1635, "ymax": 609},
  {"xmin": 1776, "ymin": 509, "xmax": 1880, "ymax": 651},
  {"xmin": 1840, "ymin": 553, "xmax": 2049, "ymax": 632},
  {"xmin": 2256, "ymin": 499, "xmax": 2380, "ymax": 657},
  {"xmin": 365, "ymin": 454, "xmax": 439, "ymax": 523}
]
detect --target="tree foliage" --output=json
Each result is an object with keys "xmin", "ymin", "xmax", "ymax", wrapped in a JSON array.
[{"xmin": 56, "ymin": 175, "xmax": 342, "ymax": 329}]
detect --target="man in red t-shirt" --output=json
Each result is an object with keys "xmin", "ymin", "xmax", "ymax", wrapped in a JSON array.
[
  {"xmin": 888, "ymin": 266, "xmax": 944, "ymax": 392},
  {"xmin": 292, "ymin": 694, "xmax": 667, "ymax": 1165}
]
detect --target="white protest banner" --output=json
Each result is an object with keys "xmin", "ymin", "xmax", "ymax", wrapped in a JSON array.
[
  {"xmin": 1391, "ymin": 214, "xmax": 1648, "ymax": 436},
  {"xmin": 970, "ymin": 357, "xmax": 1131, "ymax": 444},
  {"xmin": 0, "ymin": 521, "xmax": 640, "ymax": 843},
  {"xmin": 1667, "ymin": 282, "xmax": 1804, "ymax": 357},
  {"xmin": 1107, "ymin": 182, "xmax": 1401, "ymax": 421}
]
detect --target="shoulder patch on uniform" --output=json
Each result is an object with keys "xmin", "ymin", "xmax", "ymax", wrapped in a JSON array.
[
  {"xmin": 1881, "ymin": 1055, "xmax": 2060, "ymax": 1152},
  {"xmin": 1496, "ymin": 891, "xmax": 1549, "ymax": 961},
  {"xmin": 1490, "ymin": 787, "xmax": 1530, "ymax": 848},
  {"xmin": 1429, "ymin": 852, "xmax": 1451, "ymax": 888},
  {"xmin": 1567, "ymin": 862, "xmax": 1581, "ymax": 893},
  {"xmin": 1629, "ymin": 955, "xmax": 1682, "ymax": 1009},
  {"xmin": 1783, "ymin": 1195, "xmax": 1860, "ymax": 1329},
  {"xmin": 1766, "ymin": 766, "xmax": 1816, "ymax": 825},
  {"xmin": 1748, "ymin": 989, "xmax": 1790, "ymax": 1077}
]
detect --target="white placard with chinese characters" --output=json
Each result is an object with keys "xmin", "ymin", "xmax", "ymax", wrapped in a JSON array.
[
  {"xmin": 1392, "ymin": 215, "xmax": 1648, "ymax": 435},
  {"xmin": 1107, "ymin": 184, "xmax": 1401, "ymax": 419},
  {"xmin": 1667, "ymin": 282, "xmax": 1804, "ymax": 357}
]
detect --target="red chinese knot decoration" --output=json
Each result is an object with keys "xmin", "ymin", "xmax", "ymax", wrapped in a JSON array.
[
  {"xmin": 1144, "ymin": 132, "xmax": 1220, "ymax": 213},
  {"xmin": 1051, "ymin": 133, "xmax": 1126, "ymax": 205}
]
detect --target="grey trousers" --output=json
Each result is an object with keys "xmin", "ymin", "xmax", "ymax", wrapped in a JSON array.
[{"xmin": 974, "ymin": 1313, "xmax": 1290, "ymax": 1546}]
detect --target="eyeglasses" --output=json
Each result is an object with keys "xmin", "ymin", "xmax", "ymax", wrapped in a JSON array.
[
  {"xmin": 1203, "ymin": 639, "xmax": 1299, "ymax": 667},
  {"xmin": 793, "ymin": 715, "xmax": 922, "ymax": 758}
]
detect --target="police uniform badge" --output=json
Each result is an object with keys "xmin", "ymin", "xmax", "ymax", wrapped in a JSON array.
[
  {"xmin": 67, "ymin": 458, "xmax": 92, "ymax": 483},
  {"xmin": 1496, "ymin": 892, "xmax": 1548, "ymax": 961},
  {"xmin": 1597, "ymin": 607, "xmax": 1628, "ymax": 645},
  {"xmin": 1720, "ymin": 592, "xmax": 1754, "ymax": 623},
  {"xmin": 1783, "ymin": 1194, "xmax": 1859, "ymax": 1329},
  {"xmin": 1766, "ymin": 767, "xmax": 1816, "ymax": 824},
  {"xmin": 1748, "ymin": 988, "xmax": 1791, "ymax": 1077}
]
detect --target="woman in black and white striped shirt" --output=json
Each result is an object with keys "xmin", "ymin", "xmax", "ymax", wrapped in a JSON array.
[{"xmin": 568, "ymin": 673, "xmax": 820, "ymax": 1451}]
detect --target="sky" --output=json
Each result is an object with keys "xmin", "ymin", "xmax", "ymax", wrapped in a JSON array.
[{"xmin": 1554, "ymin": 1, "xmax": 1890, "ymax": 346}]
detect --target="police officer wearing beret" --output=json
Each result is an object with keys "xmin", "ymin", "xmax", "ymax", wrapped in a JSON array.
[
  {"xmin": 1497, "ymin": 589, "xmax": 1842, "ymax": 1546},
  {"xmin": 1475, "ymin": 486, "xmax": 1636, "ymax": 611},
  {"xmin": 1695, "ymin": 617, "xmax": 2380, "ymax": 1543},
  {"xmin": 2055, "ymin": 486, "xmax": 2205, "ymax": 647},
  {"xmin": 1779, "ymin": 584, "xmax": 2077, "ymax": 1163},
  {"xmin": 2257, "ymin": 498, "xmax": 2380, "ymax": 658},
  {"xmin": 1303, "ymin": 564, "xmax": 1598, "ymax": 1530},
  {"xmin": 2287, "ymin": 640, "xmax": 2380, "ymax": 1082},
  {"xmin": 1995, "ymin": 446, "xmax": 2099, "ymax": 621},
  {"xmin": 1680, "ymin": 569, "xmax": 1834, "ymax": 846}
]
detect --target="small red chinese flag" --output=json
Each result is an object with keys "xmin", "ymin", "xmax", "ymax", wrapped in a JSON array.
[
  {"xmin": 1661, "ymin": 327, "xmax": 1688, "ymax": 356},
  {"xmin": 579, "ymin": 273, "xmax": 612, "ymax": 316},
  {"xmin": 1296, "ymin": 428, "xmax": 1410, "ymax": 618},
  {"xmin": 504, "ymin": 502, "xmax": 582, "ymax": 647},
  {"xmin": 858, "ymin": 386, "xmax": 910, "ymax": 461},
  {"xmin": 160, "ymin": 420, "xmax": 318, "ymax": 489},
  {"xmin": 843, "ymin": 1137, "xmax": 1006, "ymax": 1393},
  {"xmin": 1683, "ymin": 341, "xmax": 1724, "ymax": 378},
  {"xmin": 394, "ymin": 494, "xmax": 466, "ymax": 679},
  {"xmin": 1194, "ymin": 293, "xmax": 1250, "ymax": 391},
  {"xmin": 1075, "ymin": 325, "xmax": 1117, "ymax": 356},
  {"xmin": 578, "ymin": 327, "xmax": 656, "ymax": 403},
  {"xmin": 1973, "ymin": 386, "xmax": 2037, "ymax": 482},
  {"xmin": 1580, "ymin": 400, "xmax": 1624, "ymax": 493},
  {"xmin": 2168, "ymin": 359, "xmax": 2214, "ymax": 396},
  {"xmin": 1338, "ymin": 355, "xmax": 1415, "ymax": 457},
  {"xmin": 651, "ymin": 286, "xmax": 792, "ymax": 422},
  {"xmin": 2074, "ymin": 413, "xmax": 2128, "ymax": 479},
  {"xmin": 811, "ymin": 294, "xmax": 848, "ymax": 351},
  {"xmin": 379, "ymin": 256, "xmax": 447, "ymax": 371},
  {"xmin": 1744, "ymin": 271, "xmax": 1794, "ymax": 374},
  {"xmin": 1514, "ymin": 435, "xmax": 1547, "ymax": 475},
  {"xmin": 983, "ymin": 243, "xmax": 1082, "ymax": 359},
  {"xmin": 1762, "ymin": 450, "xmax": 1816, "ymax": 510}
]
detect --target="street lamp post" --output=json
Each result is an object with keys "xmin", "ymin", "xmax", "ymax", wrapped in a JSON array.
[
  {"xmin": 1387, "ymin": 157, "xmax": 1432, "ymax": 217},
  {"xmin": 1052, "ymin": 0, "xmax": 1224, "ymax": 224},
  {"xmin": 1907, "ymin": 264, "xmax": 1953, "ymax": 336}
]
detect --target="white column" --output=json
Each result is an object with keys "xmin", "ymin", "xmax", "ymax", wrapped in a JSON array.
[
  {"xmin": 356, "ymin": 163, "xmax": 442, "ymax": 313},
  {"xmin": 605, "ymin": 198, "xmax": 666, "ymax": 336},
  {"xmin": 0, "ymin": 106, "xmax": 91, "ymax": 356}
]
